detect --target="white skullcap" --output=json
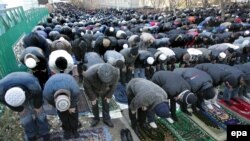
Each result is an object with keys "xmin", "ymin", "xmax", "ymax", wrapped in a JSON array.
[
  {"xmin": 245, "ymin": 30, "xmax": 250, "ymax": 35},
  {"xmin": 109, "ymin": 27, "xmax": 114, "ymax": 32},
  {"xmin": 225, "ymin": 28, "xmax": 229, "ymax": 32},
  {"xmin": 219, "ymin": 52, "xmax": 226, "ymax": 59},
  {"xmin": 159, "ymin": 54, "xmax": 167, "ymax": 61},
  {"xmin": 123, "ymin": 44, "xmax": 128, "ymax": 49},
  {"xmin": 147, "ymin": 57, "xmax": 154, "ymax": 65},
  {"xmin": 25, "ymin": 58, "xmax": 37, "ymax": 69},
  {"xmin": 55, "ymin": 95, "xmax": 70, "ymax": 112},
  {"xmin": 5, "ymin": 87, "xmax": 25, "ymax": 107}
]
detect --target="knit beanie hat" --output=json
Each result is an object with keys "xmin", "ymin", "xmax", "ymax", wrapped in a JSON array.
[
  {"xmin": 103, "ymin": 38, "xmax": 111, "ymax": 47},
  {"xmin": 5, "ymin": 87, "xmax": 25, "ymax": 107},
  {"xmin": 154, "ymin": 102, "xmax": 170, "ymax": 118},
  {"xmin": 130, "ymin": 47, "xmax": 139, "ymax": 56},
  {"xmin": 116, "ymin": 60, "xmax": 125, "ymax": 69},
  {"xmin": 97, "ymin": 63, "xmax": 116, "ymax": 83},
  {"xmin": 178, "ymin": 90, "xmax": 197, "ymax": 105},
  {"xmin": 54, "ymin": 89, "xmax": 71, "ymax": 112}
]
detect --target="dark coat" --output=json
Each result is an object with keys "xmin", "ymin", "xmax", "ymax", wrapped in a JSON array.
[
  {"xmin": 173, "ymin": 68, "xmax": 213, "ymax": 93},
  {"xmin": 43, "ymin": 73, "xmax": 80, "ymax": 108},
  {"xmin": 83, "ymin": 63, "xmax": 120, "ymax": 101},
  {"xmin": 0, "ymin": 72, "xmax": 43, "ymax": 112},
  {"xmin": 151, "ymin": 71, "xmax": 191, "ymax": 98},
  {"xmin": 195, "ymin": 63, "xmax": 232, "ymax": 86}
]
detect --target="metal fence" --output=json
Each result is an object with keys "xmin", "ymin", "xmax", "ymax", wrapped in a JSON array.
[{"xmin": 0, "ymin": 6, "xmax": 48, "ymax": 78}]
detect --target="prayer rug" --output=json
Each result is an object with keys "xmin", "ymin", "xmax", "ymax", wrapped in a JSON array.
[
  {"xmin": 199, "ymin": 104, "xmax": 246, "ymax": 129},
  {"xmin": 219, "ymin": 98, "xmax": 250, "ymax": 122},
  {"xmin": 156, "ymin": 111, "xmax": 216, "ymax": 141},
  {"xmin": 188, "ymin": 107, "xmax": 227, "ymax": 141},
  {"xmin": 135, "ymin": 124, "xmax": 175, "ymax": 141},
  {"xmin": 49, "ymin": 126, "xmax": 112, "ymax": 141},
  {"xmin": 44, "ymin": 89, "xmax": 91, "ymax": 115}
]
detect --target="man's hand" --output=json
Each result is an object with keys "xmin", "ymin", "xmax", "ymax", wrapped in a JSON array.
[
  {"xmin": 34, "ymin": 107, "xmax": 42, "ymax": 114},
  {"xmin": 69, "ymin": 108, "xmax": 76, "ymax": 114},
  {"xmin": 105, "ymin": 97, "xmax": 110, "ymax": 103},
  {"xmin": 91, "ymin": 99, "xmax": 97, "ymax": 105},
  {"xmin": 142, "ymin": 107, "xmax": 147, "ymax": 111}
]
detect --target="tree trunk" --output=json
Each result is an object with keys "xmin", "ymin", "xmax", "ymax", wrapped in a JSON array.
[{"xmin": 202, "ymin": 0, "xmax": 208, "ymax": 8}]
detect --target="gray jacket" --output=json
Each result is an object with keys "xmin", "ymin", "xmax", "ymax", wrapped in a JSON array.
[
  {"xmin": 126, "ymin": 78, "xmax": 168, "ymax": 112},
  {"xmin": 83, "ymin": 63, "xmax": 120, "ymax": 101}
]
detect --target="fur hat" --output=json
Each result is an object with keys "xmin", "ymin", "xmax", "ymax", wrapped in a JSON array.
[
  {"xmin": 154, "ymin": 102, "xmax": 170, "ymax": 118},
  {"xmin": 5, "ymin": 87, "xmax": 25, "ymax": 107},
  {"xmin": 54, "ymin": 89, "xmax": 71, "ymax": 112},
  {"xmin": 97, "ymin": 63, "xmax": 116, "ymax": 83},
  {"xmin": 178, "ymin": 90, "xmax": 197, "ymax": 105}
]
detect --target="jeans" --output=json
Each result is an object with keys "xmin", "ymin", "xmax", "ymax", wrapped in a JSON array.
[
  {"xmin": 223, "ymin": 87, "xmax": 239, "ymax": 101},
  {"xmin": 20, "ymin": 105, "xmax": 50, "ymax": 139},
  {"xmin": 134, "ymin": 68, "xmax": 146, "ymax": 79}
]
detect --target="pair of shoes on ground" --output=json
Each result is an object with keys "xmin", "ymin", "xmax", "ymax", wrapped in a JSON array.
[
  {"xmin": 63, "ymin": 131, "xmax": 79, "ymax": 139},
  {"xmin": 120, "ymin": 128, "xmax": 133, "ymax": 141},
  {"xmin": 91, "ymin": 119, "xmax": 114, "ymax": 128}
]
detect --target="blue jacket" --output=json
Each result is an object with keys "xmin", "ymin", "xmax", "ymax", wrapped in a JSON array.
[
  {"xmin": 43, "ymin": 73, "xmax": 80, "ymax": 108},
  {"xmin": 0, "ymin": 72, "xmax": 42, "ymax": 112},
  {"xmin": 174, "ymin": 68, "xmax": 213, "ymax": 93}
]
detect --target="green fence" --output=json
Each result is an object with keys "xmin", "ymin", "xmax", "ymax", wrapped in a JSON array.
[{"xmin": 0, "ymin": 6, "xmax": 48, "ymax": 78}]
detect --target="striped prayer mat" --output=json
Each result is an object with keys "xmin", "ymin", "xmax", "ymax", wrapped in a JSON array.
[
  {"xmin": 156, "ymin": 111, "xmax": 216, "ymax": 141},
  {"xmin": 219, "ymin": 98, "xmax": 250, "ymax": 122}
]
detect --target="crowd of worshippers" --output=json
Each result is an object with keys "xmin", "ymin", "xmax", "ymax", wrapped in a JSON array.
[{"xmin": 1, "ymin": 2, "xmax": 250, "ymax": 141}]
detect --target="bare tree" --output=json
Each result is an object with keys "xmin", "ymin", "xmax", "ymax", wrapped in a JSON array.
[
  {"xmin": 202, "ymin": 0, "xmax": 209, "ymax": 7},
  {"xmin": 150, "ymin": 0, "xmax": 167, "ymax": 9},
  {"xmin": 220, "ymin": 0, "xmax": 225, "ymax": 20}
]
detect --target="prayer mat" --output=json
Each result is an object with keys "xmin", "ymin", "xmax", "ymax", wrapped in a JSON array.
[
  {"xmin": 48, "ymin": 126, "xmax": 112, "ymax": 141},
  {"xmin": 43, "ymin": 89, "xmax": 91, "ymax": 115},
  {"xmin": 219, "ymin": 98, "xmax": 250, "ymax": 122},
  {"xmin": 135, "ymin": 124, "xmax": 175, "ymax": 141},
  {"xmin": 156, "ymin": 111, "xmax": 216, "ymax": 141},
  {"xmin": 188, "ymin": 107, "xmax": 227, "ymax": 141},
  {"xmin": 199, "ymin": 104, "xmax": 246, "ymax": 130}
]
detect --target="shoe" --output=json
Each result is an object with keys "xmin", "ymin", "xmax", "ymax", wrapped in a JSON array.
[
  {"xmin": 231, "ymin": 98, "xmax": 240, "ymax": 103},
  {"xmin": 120, "ymin": 129, "xmax": 128, "ymax": 141},
  {"xmin": 172, "ymin": 114, "xmax": 178, "ymax": 121},
  {"xmin": 125, "ymin": 129, "xmax": 133, "ymax": 141},
  {"xmin": 224, "ymin": 100, "xmax": 232, "ymax": 106},
  {"xmin": 182, "ymin": 109, "xmax": 192, "ymax": 116},
  {"xmin": 166, "ymin": 118, "xmax": 174, "ymax": 124},
  {"xmin": 212, "ymin": 102, "xmax": 221, "ymax": 108},
  {"xmin": 91, "ymin": 119, "xmax": 100, "ymax": 127},
  {"xmin": 73, "ymin": 131, "xmax": 80, "ymax": 138},
  {"xmin": 28, "ymin": 136, "xmax": 36, "ymax": 141},
  {"xmin": 42, "ymin": 134, "xmax": 50, "ymax": 141},
  {"xmin": 206, "ymin": 104, "xmax": 214, "ymax": 110},
  {"xmin": 78, "ymin": 121, "xmax": 82, "ymax": 129},
  {"xmin": 103, "ymin": 119, "xmax": 114, "ymax": 128},
  {"xmin": 149, "ymin": 122, "xmax": 157, "ymax": 128},
  {"xmin": 63, "ymin": 131, "xmax": 72, "ymax": 140}
]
